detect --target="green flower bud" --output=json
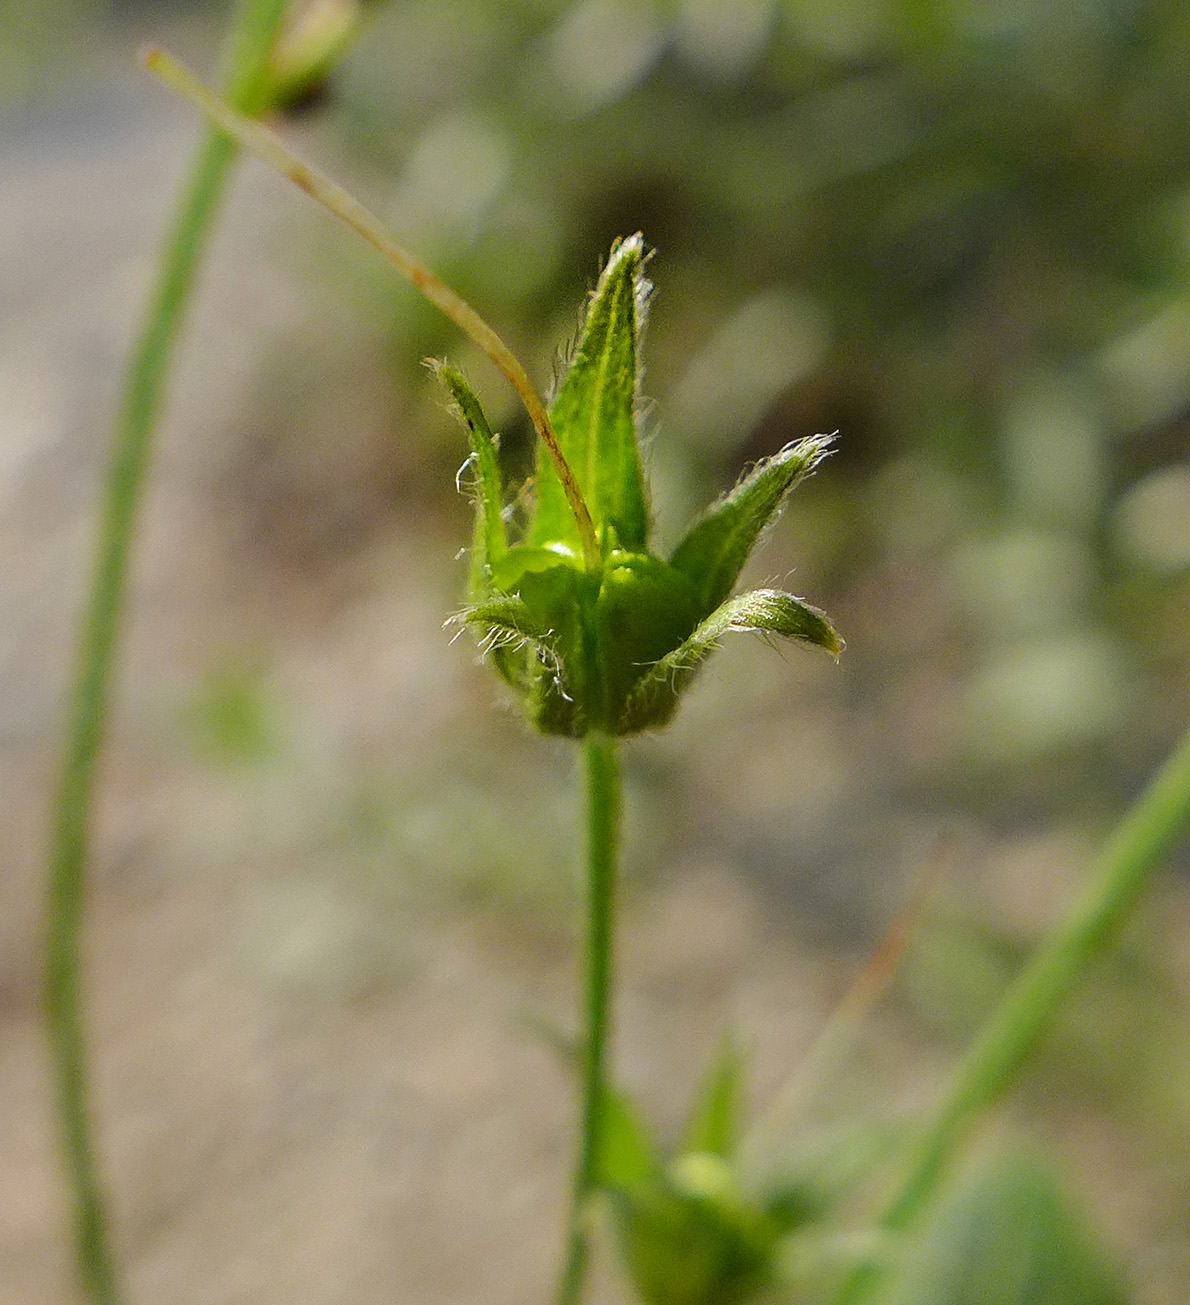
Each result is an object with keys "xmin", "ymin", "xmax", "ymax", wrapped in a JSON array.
[
  {"xmin": 264, "ymin": 0, "xmax": 361, "ymax": 110},
  {"xmin": 445, "ymin": 237, "xmax": 842, "ymax": 737}
]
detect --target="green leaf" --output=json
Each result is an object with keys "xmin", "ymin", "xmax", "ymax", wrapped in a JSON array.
[
  {"xmin": 622, "ymin": 588, "xmax": 843, "ymax": 731},
  {"xmin": 592, "ymin": 1084, "xmax": 782, "ymax": 1305},
  {"xmin": 530, "ymin": 235, "xmax": 650, "ymax": 552},
  {"xmin": 435, "ymin": 363, "xmax": 506, "ymax": 597},
  {"xmin": 682, "ymin": 1037, "xmax": 744, "ymax": 1160},
  {"xmin": 670, "ymin": 435, "xmax": 833, "ymax": 620},
  {"xmin": 875, "ymin": 1150, "xmax": 1130, "ymax": 1305},
  {"xmin": 612, "ymin": 1166, "xmax": 778, "ymax": 1305},
  {"xmin": 597, "ymin": 1085, "xmax": 660, "ymax": 1193}
]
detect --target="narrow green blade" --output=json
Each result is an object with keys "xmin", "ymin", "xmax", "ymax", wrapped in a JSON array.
[
  {"xmin": 876, "ymin": 1150, "xmax": 1129, "ymax": 1305},
  {"xmin": 670, "ymin": 435, "xmax": 833, "ymax": 620},
  {"xmin": 681, "ymin": 1036, "xmax": 744, "ymax": 1160},
  {"xmin": 622, "ymin": 588, "xmax": 842, "ymax": 731},
  {"xmin": 435, "ymin": 363, "xmax": 506, "ymax": 598},
  {"xmin": 530, "ymin": 235, "xmax": 650, "ymax": 551}
]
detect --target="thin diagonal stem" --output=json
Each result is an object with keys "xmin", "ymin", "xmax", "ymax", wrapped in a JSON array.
[
  {"xmin": 140, "ymin": 46, "xmax": 602, "ymax": 574},
  {"xmin": 43, "ymin": 3, "xmax": 290, "ymax": 1300},
  {"xmin": 557, "ymin": 733, "xmax": 622, "ymax": 1305},
  {"xmin": 831, "ymin": 723, "xmax": 1190, "ymax": 1305}
]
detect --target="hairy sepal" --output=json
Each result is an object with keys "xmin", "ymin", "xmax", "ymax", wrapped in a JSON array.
[
  {"xmin": 435, "ymin": 363, "xmax": 506, "ymax": 598},
  {"xmin": 669, "ymin": 435, "xmax": 834, "ymax": 620},
  {"xmin": 463, "ymin": 551, "xmax": 595, "ymax": 737},
  {"xmin": 596, "ymin": 551, "xmax": 697, "ymax": 732},
  {"xmin": 622, "ymin": 588, "xmax": 842, "ymax": 733},
  {"xmin": 530, "ymin": 235, "xmax": 651, "ymax": 553},
  {"xmin": 454, "ymin": 594, "xmax": 554, "ymax": 656}
]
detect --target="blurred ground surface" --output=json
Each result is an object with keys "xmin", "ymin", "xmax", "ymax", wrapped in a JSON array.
[{"xmin": 3, "ymin": 22, "xmax": 1190, "ymax": 1305}]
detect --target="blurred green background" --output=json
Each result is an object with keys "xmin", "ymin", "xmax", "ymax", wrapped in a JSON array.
[{"xmin": 2, "ymin": 1, "xmax": 1189, "ymax": 1302}]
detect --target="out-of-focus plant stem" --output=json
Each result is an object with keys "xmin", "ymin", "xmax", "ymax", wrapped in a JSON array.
[
  {"xmin": 833, "ymin": 723, "xmax": 1190, "ymax": 1305},
  {"xmin": 43, "ymin": 2, "xmax": 290, "ymax": 1300},
  {"xmin": 557, "ymin": 733, "xmax": 622, "ymax": 1305}
]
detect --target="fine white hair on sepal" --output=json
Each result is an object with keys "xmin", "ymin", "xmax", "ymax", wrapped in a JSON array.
[{"xmin": 455, "ymin": 451, "xmax": 478, "ymax": 494}]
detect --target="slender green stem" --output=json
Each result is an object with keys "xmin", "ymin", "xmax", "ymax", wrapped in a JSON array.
[
  {"xmin": 831, "ymin": 723, "xmax": 1190, "ymax": 1305},
  {"xmin": 43, "ymin": 3, "xmax": 290, "ymax": 1300},
  {"xmin": 557, "ymin": 733, "xmax": 622, "ymax": 1305}
]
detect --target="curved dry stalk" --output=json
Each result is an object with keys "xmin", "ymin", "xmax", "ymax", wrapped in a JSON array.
[{"xmin": 141, "ymin": 46, "xmax": 601, "ymax": 573}]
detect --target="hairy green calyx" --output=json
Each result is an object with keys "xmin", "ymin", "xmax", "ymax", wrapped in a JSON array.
[{"xmin": 444, "ymin": 235, "xmax": 841, "ymax": 737}]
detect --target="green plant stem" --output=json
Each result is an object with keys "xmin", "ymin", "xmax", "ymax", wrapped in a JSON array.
[
  {"xmin": 557, "ymin": 733, "xmax": 622, "ymax": 1305},
  {"xmin": 43, "ymin": 3, "xmax": 289, "ymax": 1301},
  {"xmin": 832, "ymin": 723, "xmax": 1190, "ymax": 1305}
]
